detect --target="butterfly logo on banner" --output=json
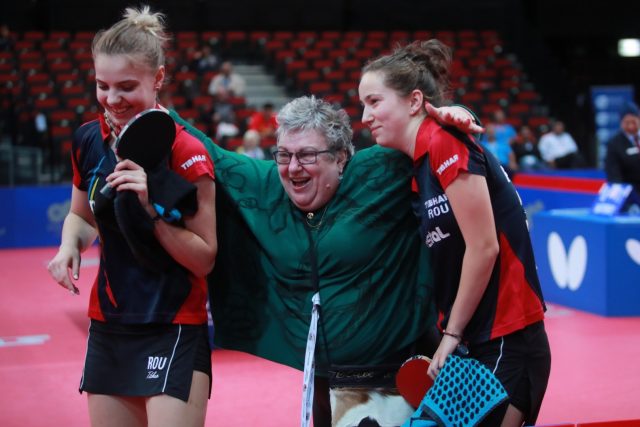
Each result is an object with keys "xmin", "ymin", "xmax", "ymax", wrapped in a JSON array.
[
  {"xmin": 626, "ymin": 239, "xmax": 640, "ymax": 266},
  {"xmin": 548, "ymin": 234, "xmax": 640, "ymax": 290},
  {"xmin": 547, "ymin": 232, "xmax": 587, "ymax": 291}
]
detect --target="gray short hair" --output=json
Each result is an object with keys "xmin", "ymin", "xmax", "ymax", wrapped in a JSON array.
[{"xmin": 276, "ymin": 96, "xmax": 354, "ymax": 159}]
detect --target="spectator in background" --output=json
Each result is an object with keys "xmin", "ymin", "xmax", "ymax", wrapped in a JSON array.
[
  {"xmin": 481, "ymin": 123, "xmax": 518, "ymax": 178},
  {"xmin": 207, "ymin": 61, "xmax": 245, "ymax": 98},
  {"xmin": 605, "ymin": 101, "xmax": 640, "ymax": 194},
  {"xmin": 248, "ymin": 102, "xmax": 278, "ymax": 148},
  {"xmin": 0, "ymin": 23, "xmax": 14, "ymax": 51},
  {"xmin": 212, "ymin": 89, "xmax": 239, "ymax": 144},
  {"xmin": 192, "ymin": 44, "xmax": 219, "ymax": 75},
  {"xmin": 236, "ymin": 129, "xmax": 265, "ymax": 159},
  {"xmin": 491, "ymin": 108, "xmax": 518, "ymax": 147},
  {"xmin": 511, "ymin": 125, "xmax": 547, "ymax": 171},
  {"xmin": 538, "ymin": 120, "xmax": 585, "ymax": 169}
]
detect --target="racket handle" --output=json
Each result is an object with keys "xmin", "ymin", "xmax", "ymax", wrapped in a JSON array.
[{"xmin": 100, "ymin": 182, "xmax": 116, "ymax": 200}]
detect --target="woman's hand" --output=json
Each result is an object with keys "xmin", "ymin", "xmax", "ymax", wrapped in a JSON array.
[
  {"xmin": 426, "ymin": 102, "xmax": 485, "ymax": 134},
  {"xmin": 427, "ymin": 335, "xmax": 461, "ymax": 380},
  {"xmin": 47, "ymin": 245, "xmax": 80, "ymax": 295},
  {"xmin": 106, "ymin": 159, "xmax": 154, "ymax": 216}
]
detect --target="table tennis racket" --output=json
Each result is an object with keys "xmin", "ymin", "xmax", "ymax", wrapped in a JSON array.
[
  {"xmin": 101, "ymin": 108, "xmax": 176, "ymax": 199},
  {"xmin": 396, "ymin": 355, "xmax": 435, "ymax": 409}
]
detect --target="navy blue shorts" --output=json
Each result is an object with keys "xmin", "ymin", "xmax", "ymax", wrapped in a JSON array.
[
  {"xmin": 470, "ymin": 321, "xmax": 551, "ymax": 426},
  {"xmin": 80, "ymin": 320, "xmax": 212, "ymax": 402}
]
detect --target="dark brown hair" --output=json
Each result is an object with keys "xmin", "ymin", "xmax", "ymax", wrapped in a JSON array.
[{"xmin": 363, "ymin": 39, "xmax": 452, "ymax": 107}]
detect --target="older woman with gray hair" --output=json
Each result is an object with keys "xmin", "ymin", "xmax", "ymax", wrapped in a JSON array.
[{"xmin": 170, "ymin": 95, "xmax": 476, "ymax": 426}]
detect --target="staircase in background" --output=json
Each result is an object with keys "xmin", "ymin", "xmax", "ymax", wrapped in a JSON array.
[{"xmin": 234, "ymin": 64, "xmax": 291, "ymax": 110}]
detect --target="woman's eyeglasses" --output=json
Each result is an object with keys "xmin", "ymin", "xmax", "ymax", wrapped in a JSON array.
[{"xmin": 273, "ymin": 149, "xmax": 335, "ymax": 165}]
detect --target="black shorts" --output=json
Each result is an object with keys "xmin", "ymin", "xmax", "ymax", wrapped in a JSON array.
[
  {"xmin": 470, "ymin": 321, "xmax": 551, "ymax": 426},
  {"xmin": 80, "ymin": 320, "xmax": 212, "ymax": 402}
]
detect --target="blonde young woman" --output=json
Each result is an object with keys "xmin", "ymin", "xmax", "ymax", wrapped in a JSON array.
[{"xmin": 47, "ymin": 6, "xmax": 216, "ymax": 426}]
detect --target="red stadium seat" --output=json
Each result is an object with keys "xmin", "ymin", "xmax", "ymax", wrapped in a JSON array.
[
  {"xmin": 327, "ymin": 49, "xmax": 348, "ymax": 61},
  {"xmin": 249, "ymin": 31, "xmax": 269, "ymax": 46},
  {"xmin": 50, "ymin": 110, "xmax": 78, "ymax": 124},
  {"xmin": 20, "ymin": 61, "xmax": 43, "ymax": 72},
  {"xmin": 192, "ymin": 95, "xmax": 213, "ymax": 113},
  {"xmin": 285, "ymin": 60, "xmax": 308, "ymax": 77},
  {"xmin": 324, "ymin": 93, "xmax": 345, "ymax": 105},
  {"xmin": 0, "ymin": 74, "xmax": 20, "ymax": 85},
  {"xmin": 74, "ymin": 31, "xmax": 95, "ymax": 41},
  {"xmin": 34, "ymin": 97, "xmax": 60, "ymax": 111},
  {"xmin": 80, "ymin": 110, "xmax": 99, "ymax": 123},
  {"xmin": 48, "ymin": 31, "xmax": 71, "ymax": 42},
  {"xmin": 66, "ymin": 97, "xmax": 91, "ymax": 110},
  {"xmin": 28, "ymin": 84, "xmax": 54, "ymax": 97},
  {"xmin": 324, "ymin": 70, "xmax": 346, "ymax": 83},
  {"xmin": 225, "ymin": 137, "xmax": 243, "ymax": 150},
  {"xmin": 24, "ymin": 31, "xmax": 45, "ymax": 42},
  {"xmin": 301, "ymin": 49, "xmax": 324, "ymax": 61},
  {"xmin": 201, "ymin": 31, "xmax": 222, "ymax": 44},
  {"xmin": 320, "ymin": 31, "xmax": 341, "ymax": 40},
  {"xmin": 298, "ymin": 31, "xmax": 318, "ymax": 42},
  {"xmin": 314, "ymin": 40, "xmax": 335, "ymax": 51},
  {"xmin": 61, "ymin": 84, "xmax": 86, "ymax": 98},
  {"xmin": 26, "ymin": 73, "xmax": 50, "ymax": 85},
  {"xmin": 0, "ymin": 62, "xmax": 12, "ymax": 73},
  {"xmin": 49, "ymin": 61, "xmax": 73, "ymax": 73},
  {"xmin": 308, "ymin": 81, "xmax": 332, "ymax": 96},
  {"xmin": 19, "ymin": 51, "xmax": 40, "ymax": 62},
  {"xmin": 313, "ymin": 59, "xmax": 334, "ymax": 71},
  {"xmin": 273, "ymin": 31, "xmax": 295, "ymax": 41},
  {"xmin": 274, "ymin": 49, "xmax": 296, "ymax": 62}
]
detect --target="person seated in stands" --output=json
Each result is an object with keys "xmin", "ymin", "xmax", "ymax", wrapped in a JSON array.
[
  {"xmin": 480, "ymin": 123, "xmax": 518, "ymax": 178},
  {"xmin": 212, "ymin": 89, "xmax": 239, "ymax": 146},
  {"xmin": 511, "ymin": 125, "xmax": 547, "ymax": 171},
  {"xmin": 207, "ymin": 60, "xmax": 246, "ymax": 98},
  {"xmin": 538, "ymin": 120, "xmax": 585, "ymax": 169},
  {"xmin": 191, "ymin": 44, "xmax": 219, "ymax": 75},
  {"xmin": 236, "ymin": 129, "xmax": 265, "ymax": 160},
  {"xmin": 0, "ymin": 23, "xmax": 15, "ymax": 51},
  {"xmin": 248, "ymin": 102, "xmax": 278, "ymax": 148},
  {"xmin": 605, "ymin": 101, "xmax": 640, "ymax": 195}
]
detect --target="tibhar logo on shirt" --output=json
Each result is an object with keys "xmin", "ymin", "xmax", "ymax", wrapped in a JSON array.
[
  {"xmin": 147, "ymin": 356, "xmax": 168, "ymax": 379},
  {"xmin": 425, "ymin": 226, "xmax": 451, "ymax": 247},
  {"xmin": 424, "ymin": 194, "xmax": 450, "ymax": 219},
  {"xmin": 181, "ymin": 154, "xmax": 207, "ymax": 170},
  {"xmin": 436, "ymin": 154, "xmax": 459, "ymax": 175}
]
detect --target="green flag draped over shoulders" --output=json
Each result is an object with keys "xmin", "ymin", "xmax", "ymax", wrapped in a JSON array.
[{"xmin": 170, "ymin": 110, "xmax": 435, "ymax": 374}]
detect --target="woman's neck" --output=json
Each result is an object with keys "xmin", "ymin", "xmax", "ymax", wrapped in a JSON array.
[{"xmin": 398, "ymin": 114, "xmax": 426, "ymax": 159}]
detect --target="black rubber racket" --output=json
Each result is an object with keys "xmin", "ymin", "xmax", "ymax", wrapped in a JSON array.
[{"xmin": 100, "ymin": 109, "xmax": 176, "ymax": 198}]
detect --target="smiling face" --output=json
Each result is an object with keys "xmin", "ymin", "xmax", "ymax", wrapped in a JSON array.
[
  {"xmin": 94, "ymin": 53, "xmax": 164, "ymax": 129},
  {"xmin": 359, "ymin": 71, "xmax": 414, "ymax": 151},
  {"xmin": 276, "ymin": 129, "xmax": 346, "ymax": 213}
]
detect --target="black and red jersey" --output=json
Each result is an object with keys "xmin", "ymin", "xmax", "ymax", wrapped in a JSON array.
[
  {"xmin": 71, "ymin": 113, "xmax": 214, "ymax": 325},
  {"xmin": 412, "ymin": 118, "xmax": 545, "ymax": 344}
]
